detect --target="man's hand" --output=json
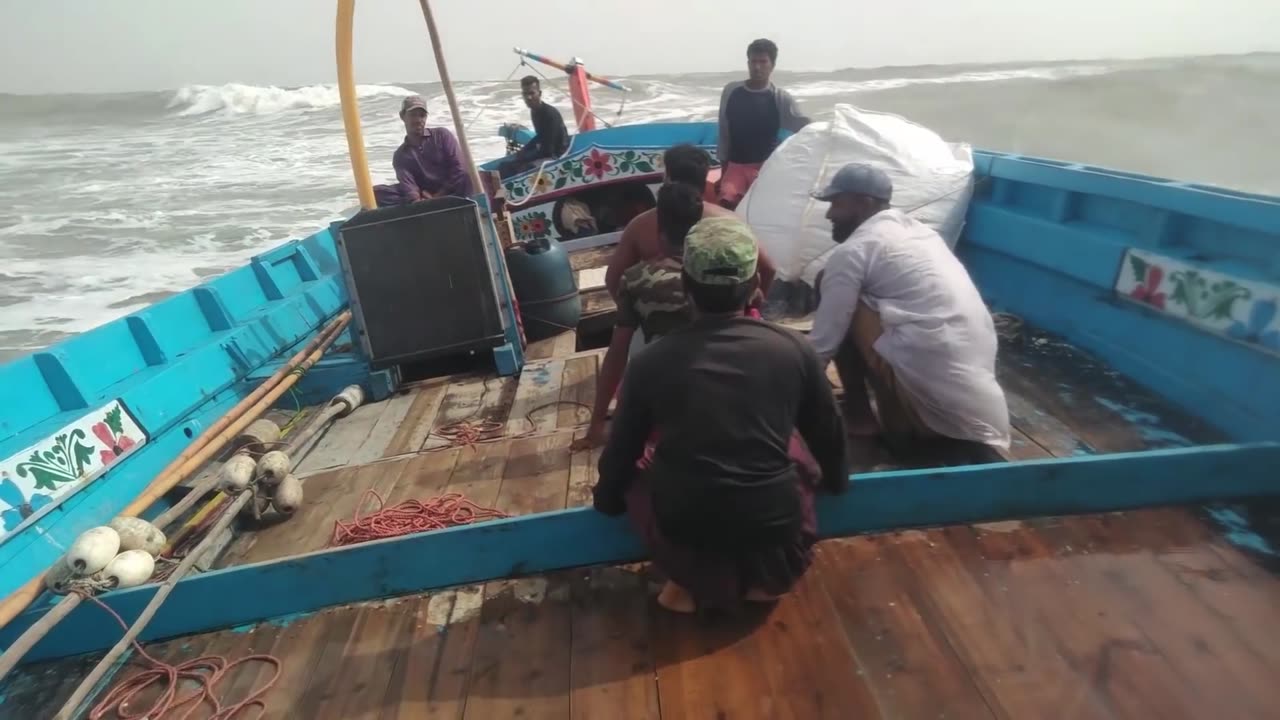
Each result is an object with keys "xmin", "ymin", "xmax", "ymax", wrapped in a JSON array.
[
  {"xmin": 569, "ymin": 421, "xmax": 609, "ymax": 452},
  {"xmin": 419, "ymin": 190, "xmax": 436, "ymax": 201}
]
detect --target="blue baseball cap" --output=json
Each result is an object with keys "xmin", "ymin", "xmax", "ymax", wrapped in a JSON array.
[{"xmin": 812, "ymin": 163, "xmax": 893, "ymax": 202}]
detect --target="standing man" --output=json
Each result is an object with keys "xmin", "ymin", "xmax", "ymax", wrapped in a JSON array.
[
  {"xmin": 499, "ymin": 76, "xmax": 570, "ymax": 178},
  {"xmin": 716, "ymin": 38, "xmax": 810, "ymax": 209},
  {"xmin": 807, "ymin": 162, "xmax": 1011, "ymax": 451},
  {"xmin": 592, "ymin": 216, "xmax": 848, "ymax": 614},
  {"xmin": 389, "ymin": 95, "xmax": 474, "ymax": 203}
]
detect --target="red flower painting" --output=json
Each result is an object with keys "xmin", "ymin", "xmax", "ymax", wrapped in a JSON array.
[
  {"xmin": 581, "ymin": 149, "xmax": 613, "ymax": 180},
  {"xmin": 1130, "ymin": 265, "xmax": 1166, "ymax": 309},
  {"xmin": 92, "ymin": 407, "xmax": 136, "ymax": 466}
]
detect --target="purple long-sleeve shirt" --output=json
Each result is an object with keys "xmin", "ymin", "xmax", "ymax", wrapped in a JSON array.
[{"xmin": 392, "ymin": 128, "xmax": 474, "ymax": 200}]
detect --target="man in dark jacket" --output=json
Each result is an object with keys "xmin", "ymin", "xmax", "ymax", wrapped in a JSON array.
[
  {"xmin": 593, "ymin": 216, "xmax": 848, "ymax": 614},
  {"xmin": 499, "ymin": 76, "xmax": 570, "ymax": 179}
]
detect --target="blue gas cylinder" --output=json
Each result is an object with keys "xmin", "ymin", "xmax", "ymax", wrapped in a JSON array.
[{"xmin": 504, "ymin": 238, "xmax": 583, "ymax": 342}]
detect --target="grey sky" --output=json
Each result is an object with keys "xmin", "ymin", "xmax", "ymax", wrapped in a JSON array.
[{"xmin": 3, "ymin": 0, "xmax": 1279, "ymax": 94}]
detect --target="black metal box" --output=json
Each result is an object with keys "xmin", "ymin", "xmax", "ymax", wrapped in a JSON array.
[{"xmin": 336, "ymin": 197, "xmax": 506, "ymax": 369}]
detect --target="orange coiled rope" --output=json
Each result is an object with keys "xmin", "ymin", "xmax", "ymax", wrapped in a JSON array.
[
  {"xmin": 329, "ymin": 489, "xmax": 509, "ymax": 547},
  {"xmin": 82, "ymin": 594, "xmax": 280, "ymax": 720}
]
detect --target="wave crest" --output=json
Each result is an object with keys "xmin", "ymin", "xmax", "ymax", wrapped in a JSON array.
[{"xmin": 167, "ymin": 82, "xmax": 413, "ymax": 116}]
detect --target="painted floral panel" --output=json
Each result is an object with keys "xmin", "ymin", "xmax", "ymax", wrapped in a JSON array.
[
  {"xmin": 0, "ymin": 400, "xmax": 147, "ymax": 538},
  {"xmin": 1115, "ymin": 248, "xmax": 1280, "ymax": 354},
  {"xmin": 503, "ymin": 144, "xmax": 713, "ymax": 203}
]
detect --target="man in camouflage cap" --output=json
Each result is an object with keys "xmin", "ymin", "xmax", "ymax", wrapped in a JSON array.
[{"xmin": 593, "ymin": 214, "xmax": 849, "ymax": 615}]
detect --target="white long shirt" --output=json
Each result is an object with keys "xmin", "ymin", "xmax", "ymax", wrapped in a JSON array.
[{"xmin": 808, "ymin": 209, "xmax": 1011, "ymax": 448}]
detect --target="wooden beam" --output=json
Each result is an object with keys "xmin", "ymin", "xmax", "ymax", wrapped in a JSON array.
[{"xmin": 5, "ymin": 442, "xmax": 1278, "ymax": 664}]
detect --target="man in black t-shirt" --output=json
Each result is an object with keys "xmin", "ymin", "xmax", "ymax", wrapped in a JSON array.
[
  {"xmin": 593, "ymin": 216, "xmax": 848, "ymax": 614},
  {"xmin": 715, "ymin": 39, "xmax": 810, "ymax": 209},
  {"xmin": 499, "ymin": 76, "xmax": 570, "ymax": 179}
]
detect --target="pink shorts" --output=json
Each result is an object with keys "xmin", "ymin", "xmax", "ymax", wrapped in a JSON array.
[{"xmin": 719, "ymin": 162, "xmax": 763, "ymax": 205}]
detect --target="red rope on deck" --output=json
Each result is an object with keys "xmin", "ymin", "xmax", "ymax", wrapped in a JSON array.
[
  {"xmin": 82, "ymin": 594, "xmax": 280, "ymax": 720},
  {"xmin": 329, "ymin": 489, "xmax": 509, "ymax": 547}
]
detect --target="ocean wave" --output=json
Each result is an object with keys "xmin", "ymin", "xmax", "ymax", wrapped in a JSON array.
[
  {"xmin": 788, "ymin": 64, "xmax": 1112, "ymax": 98},
  {"xmin": 167, "ymin": 82, "xmax": 415, "ymax": 116}
]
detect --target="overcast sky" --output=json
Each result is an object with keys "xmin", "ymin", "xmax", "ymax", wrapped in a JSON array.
[{"xmin": 3, "ymin": 0, "xmax": 1279, "ymax": 94}]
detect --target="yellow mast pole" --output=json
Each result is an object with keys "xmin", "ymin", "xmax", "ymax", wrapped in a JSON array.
[
  {"xmin": 415, "ymin": 0, "xmax": 485, "ymax": 197},
  {"xmin": 336, "ymin": 0, "xmax": 376, "ymax": 209}
]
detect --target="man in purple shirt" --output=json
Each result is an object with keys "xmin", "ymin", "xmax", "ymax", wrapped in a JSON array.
[{"xmin": 387, "ymin": 95, "xmax": 473, "ymax": 203}]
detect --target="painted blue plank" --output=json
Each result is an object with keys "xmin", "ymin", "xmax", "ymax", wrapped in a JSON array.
[
  {"xmin": 964, "ymin": 203, "xmax": 1129, "ymax": 289},
  {"xmin": 963, "ymin": 245, "xmax": 1280, "ymax": 442},
  {"xmin": 981, "ymin": 154, "xmax": 1280, "ymax": 237},
  {"xmin": 6, "ymin": 442, "xmax": 1277, "ymax": 664}
]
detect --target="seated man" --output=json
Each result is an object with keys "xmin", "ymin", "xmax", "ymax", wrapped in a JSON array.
[
  {"xmin": 572, "ymin": 182, "xmax": 705, "ymax": 450},
  {"xmin": 807, "ymin": 163, "xmax": 1010, "ymax": 450},
  {"xmin": 605, "ymin": 144, "xmax": 777, "ymax": 320},
  {"xmin": 381, "ymin": 95, "xmax": 473, "ymax": 205},
  {"xmin": 592, "ymin": 216, "xmax": 848, "ymax": 614},
  {"xmin": 498, "ymin": 76, "xmax": 570, "ymax": 179}
]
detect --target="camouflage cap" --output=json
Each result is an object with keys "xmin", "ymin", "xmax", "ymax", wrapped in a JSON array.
[{"xmin": 682, "ymin": 216, "xmax": 759, "ymax": 286}]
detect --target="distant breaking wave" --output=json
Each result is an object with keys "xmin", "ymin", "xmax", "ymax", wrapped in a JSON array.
[
  {"xmin": 167, "ymin": 82, "xmax": 415, "ymax": 116},
  {"xmin": 786, "ymin": 64, "xmax": 1112, "ymax": 98}
]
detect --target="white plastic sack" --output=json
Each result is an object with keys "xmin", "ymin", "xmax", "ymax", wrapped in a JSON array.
[{"xmin": 737, "ymin": 104, "xmax": 974, "ymax": 286}]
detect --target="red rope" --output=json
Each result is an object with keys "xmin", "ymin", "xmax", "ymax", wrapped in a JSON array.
[
  {"xmin": 329, "ymin": 489, "xmax": 509, "ymax": 548},
  {"xmin": 82, "ymin": 594, "xmax": 280, "ymax": 720}
]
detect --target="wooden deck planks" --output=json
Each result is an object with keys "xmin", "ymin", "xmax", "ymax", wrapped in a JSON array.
[
  {"xmin": 295, "ymin": 400, "xmax": 388, "ymax": 475},
  {"xmin": 814, "ymin": 537, "xmax": 998, "ymax": 720},
  {"xmin": 382, "ymin": 379, "xmax": 449, "ymax": 456},
  {"xmin": 567, "ymin": 566, "xmax": 660, "ymax": 720}
]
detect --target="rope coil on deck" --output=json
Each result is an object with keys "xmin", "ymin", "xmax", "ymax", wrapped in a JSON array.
[
  {"xmin": 329, "ymin": 489, "xmax": 509, "ymax": 547},
  {"xmin": 81, "ymin": 593, "xmax": 280, "ymax": 720}
]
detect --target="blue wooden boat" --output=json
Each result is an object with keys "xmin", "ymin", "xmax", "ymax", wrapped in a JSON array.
[{"xmin": 1, "ymin": 17, "xmax": 1278, "ymax": 719}]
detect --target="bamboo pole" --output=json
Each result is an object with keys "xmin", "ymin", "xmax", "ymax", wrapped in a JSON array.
[
  {"xmin": 0, "ymin": 312, "xmax": 350, "ymax": 636},
  {"xmin": 336, "ymin": 0, "xmax": 376, "ymax": 209},
  {"xmin": 52, "ymin": 341, "xmax": 356, "ymax": 720},
  {"xmin": 415, "ymin": 0, "xmax": 484, "ymax": 198},
  {"xmin": 0, "ymin": 312, "xmax": 350, "ymax": 676}
]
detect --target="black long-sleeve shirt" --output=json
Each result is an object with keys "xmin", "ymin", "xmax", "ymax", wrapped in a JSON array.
[
  {"xmin": 595, "ymin": 316, "xmax": 848, "ymax": 549},
  {"xmin": 528, "ymin": 101, "xmax": 569, "ymax": 159}
]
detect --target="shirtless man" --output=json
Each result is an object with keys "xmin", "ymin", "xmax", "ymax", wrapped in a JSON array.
[
  {"xmin": 604, "ymin": 144, "xmax": 776, "ymax": 307},
  {"xmin": 807, "ymin": 163, "xmax": 1010, "ymax": 450}
]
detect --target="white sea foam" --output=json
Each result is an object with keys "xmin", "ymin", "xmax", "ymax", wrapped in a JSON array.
[
  {"xmin": 168, "ymin": 82, "xmax": 415, "ymax": 116},
  {"xmin": 787, "ymin": 64, "xmax": 1111, "ymax": 98}
]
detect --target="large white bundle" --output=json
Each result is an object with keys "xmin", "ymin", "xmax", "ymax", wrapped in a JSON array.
[{"xmin": 738, "ymin": 104, "xmax": 974, "ymax": 286}]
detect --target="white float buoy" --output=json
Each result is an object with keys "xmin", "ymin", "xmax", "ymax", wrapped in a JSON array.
[
  {"xmin": 108, "ymin": 517, "xmax": 166, "ymax": 558},
  {"xmin": 236, "ymin": 419, "xmax": 282, "ymax": 457},
  {"xmin": 256, "ymin": 450, "xmax": 291, "ymax": 486},
  {"xmin": 44, "ymin": 557, "xmax": 77, "ymax": 594},
  {"xmin": 219, "ymin": 453, "xmax": 257, "ymax": 493},
  {"xmin": 95, "ymin": 549, "xmax": 156, "ymax": 590},
  {"xmin": 271, "ymin": 474, "xmax": 303, "ymax": 515},
  {"xmin": 65, "ymin": 527, "xmax": 121, "ymax": 576},
  {"xmin": 333, "ymin": 385, "xmax": 365, "ymax": 417}
]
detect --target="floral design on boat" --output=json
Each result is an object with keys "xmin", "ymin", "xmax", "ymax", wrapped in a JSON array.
[
  {"xmin": 501, "ymin": 144, "xmax": 673, "ymax": 203},
  {"xmin": 1116, "ymin": 248, "xmax": 1280, "ymax": 354},
  {"xmin": 0, "ymin": 400, "xmax": 147, "ymax": 537}
]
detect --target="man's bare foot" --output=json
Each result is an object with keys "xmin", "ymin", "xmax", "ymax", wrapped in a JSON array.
[
  {"xmin": 744, "ymin": 588, "xmax": 782, "ymax": 603},
  {"xmin": 657, "ymin": 581, "xmax": 696, "ymax": 614}
]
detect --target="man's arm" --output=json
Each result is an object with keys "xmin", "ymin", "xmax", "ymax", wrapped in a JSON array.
[
  {"xmin": 794, "ymin": 340, "xmax": 849, "ymax": 494},
  {"xmin": 605, "ymin": 220, "xmax": 644, "ymax": 299},
  {"xmin": 756, "ymin": 246, "xmax": 778, "ymax": 296},
  {"xmin": 778, "ymin": 89, "xmax": 811, "ymax": 132},
  {"xmin": 545, "ymin": 105, "xmax": 570, "ymax": 157},
  {"xmin": 593, "ymin": 355, "xmax": 653, "ymax": 516},
  {"xmin": 393, "ymin": 150, "xmax": 426, "ymax": 201},
  {"xmin": 716, "ymin": 83, "xmax": 736, "ymax": 167},
  {"xmin": 437, "ymin": 129, "xmax": 474, "ymax": 197},
  {"xmin": 571, "ymin": 323, "xmax": 635, "ymax": 451},
  {"xmin": 808, "ymin": 249, "xmax": 865, "ymax": 365}
]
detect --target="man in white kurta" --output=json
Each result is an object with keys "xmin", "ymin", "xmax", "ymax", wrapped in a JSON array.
[{"xmin": 807, "ymin": 163, "xmax": 1010, "ymax": 449}]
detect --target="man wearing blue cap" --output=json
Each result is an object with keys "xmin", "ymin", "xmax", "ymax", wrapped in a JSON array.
[{"xmin": 808, "ymin": 163, "xmax": 1011, "ymax": 451}]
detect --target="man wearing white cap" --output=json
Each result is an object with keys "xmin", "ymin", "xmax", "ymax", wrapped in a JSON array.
[{"xmin": 808, "ymin": 163, "xmax": 1010, "ymax": 450}]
